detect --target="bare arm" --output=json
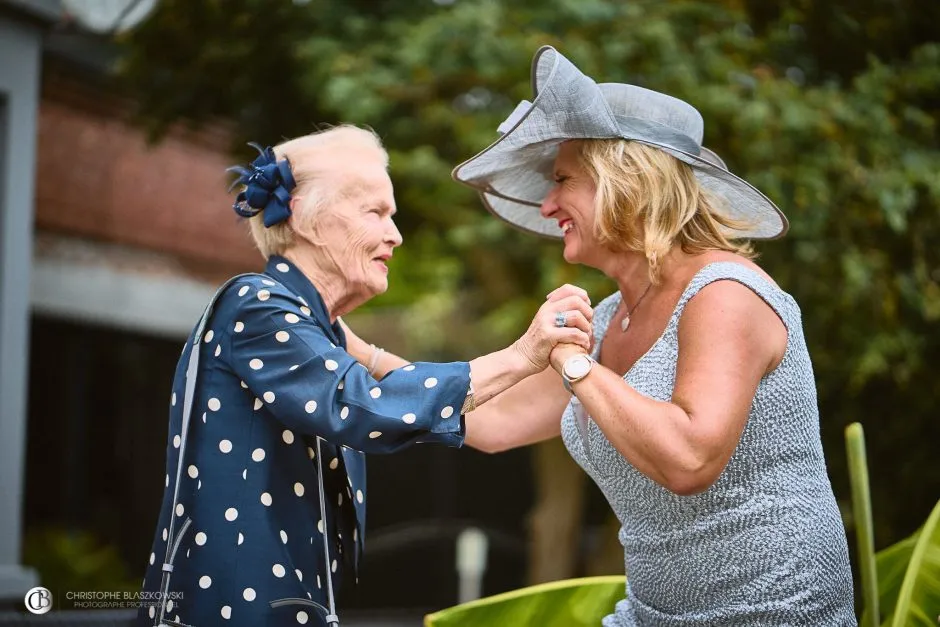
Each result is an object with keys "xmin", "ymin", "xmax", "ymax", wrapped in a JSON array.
[
  {"xmin": 463, "ymin": 365, "xmax": 571, "ymax": 453},
  {"xmin": 341, "ymin": 286, "xmax": 592, "ymax": 453},
  {"xmin": 339, "ymin": 326, "xmax": 410, "ymax": 378},
  {"xmin": 549, "ymin": 280, "xmax": 787, "ymax": 495},
  {"xmin": 342, "ymin": 334, "xmax": 570, "ymax": 452},
  {"xmin": 342, "ymin": 335, "xmax": 570, "ymax": 453}
]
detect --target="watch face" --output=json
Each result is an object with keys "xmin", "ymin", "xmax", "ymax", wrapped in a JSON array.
[{"xmin": 565, "ymin": 355, "xmax": 592, "ymax": 379}]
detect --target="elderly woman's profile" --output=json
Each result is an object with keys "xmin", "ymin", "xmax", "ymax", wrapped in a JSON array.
[{"xmin": 136, "ymin": 125, "xmax": 593, "ymax": 627}]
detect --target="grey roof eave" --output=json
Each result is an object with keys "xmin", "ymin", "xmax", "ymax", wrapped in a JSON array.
[{"xmin": 0, "ymin": 0, "xmax": 62, "ymax": 26}]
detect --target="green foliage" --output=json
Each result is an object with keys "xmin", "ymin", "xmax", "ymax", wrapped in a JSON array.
[
  {"xmin": 854, "ymin": 487, "xmax": 940, "ymax": 626},
  {"xmin": 118, "ymin": 0, "xmax": 940, "ymax": 559},
  {"xmin": 848, "ymin": 423, "xmax": 940, "ymax": 627},
  {"xmin": 423, "ymin": 575, "xmax": 626, "ymax": 626},
  {"xmin": 23, "ymin": 527, "xmax": 139, "ymax": 596},
  {"xmin": 881, "ymin": 501, "xmax": 940, "ymax": 627},
  {"xmin": 846, "ymin": 423, "xmax": 879, "ymax": 627}
]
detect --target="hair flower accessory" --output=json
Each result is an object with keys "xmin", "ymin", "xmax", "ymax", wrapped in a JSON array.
[{"xmin": 228, "ymin": 142, "xmax": 297, "ymax": 227}]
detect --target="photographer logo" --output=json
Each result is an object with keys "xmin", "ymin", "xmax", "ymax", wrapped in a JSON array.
[{"xmin": 25, "ymin": 586, "xmax": 53, "ymax": 615}]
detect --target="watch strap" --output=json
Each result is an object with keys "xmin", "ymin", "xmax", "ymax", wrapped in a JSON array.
[{"xmin": 562, "ymin": 355, "xmax": 595, "ymax": 393}]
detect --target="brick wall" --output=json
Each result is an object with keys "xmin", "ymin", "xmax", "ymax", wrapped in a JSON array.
[{"xmin": 34, "ymin": 69, "xmax": 261, "ymax": 281}]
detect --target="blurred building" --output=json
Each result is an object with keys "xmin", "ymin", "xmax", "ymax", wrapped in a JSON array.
[
  {"xmin": 0, "ymin": 0, "xmax": 260, "ymax": 607},
  {"xmin": 0, "ymin": 0, "xmax": 54, "ymax": 603}
]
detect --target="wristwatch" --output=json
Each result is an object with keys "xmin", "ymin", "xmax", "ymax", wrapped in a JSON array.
[{"xmin": 562, "ymin": 354, "xmax": 596, "ymax": 393}]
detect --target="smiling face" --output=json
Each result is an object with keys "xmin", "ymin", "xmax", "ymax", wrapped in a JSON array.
[
  {"xmin": 292, "ymin": 149, "xmax": 403, "ymax": 305},
  {"xmin": 539, "ymin": 141, "xmax": 605, "ymax": 266}
]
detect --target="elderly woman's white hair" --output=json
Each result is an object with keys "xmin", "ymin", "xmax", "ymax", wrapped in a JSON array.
[{"xmin": 247, "ymin": 125, "xmax": 388, "ymax": 259}]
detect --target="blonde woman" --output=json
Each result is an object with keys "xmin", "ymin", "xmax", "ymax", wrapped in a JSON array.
[{"xmin": 347, "ymin": 48, "xmax": 855, "ymax": 625}]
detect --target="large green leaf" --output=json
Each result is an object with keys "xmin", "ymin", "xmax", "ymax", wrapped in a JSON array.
[
  {"xmin": 846, "ymin": 422, "xmax": 879, "ymax": 627},
  {"xmin": 886, "ymin": 499, "xmax": 940, "ymax": 627},
  {"xmin": 865, "ymin": 499, "xmax": 940, "ymax": 626},
  {"xmin": 866, "ymin": 531, "xmax": 918, "ymax": 625},
  {"xmin": 423, "ymin": 575, "xmax": 626, "ymax": 627}
]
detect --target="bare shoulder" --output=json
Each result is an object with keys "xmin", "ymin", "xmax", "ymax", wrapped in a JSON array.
[
  {"xmin": 690, "ymin": 250, "xmax": 781, "ymax": 288},
  {"xmin": 678, "ymin": 253, "xmax": 788, "ymax": 372}
]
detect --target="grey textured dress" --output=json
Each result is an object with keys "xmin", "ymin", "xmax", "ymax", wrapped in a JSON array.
[{"xmin": 561, "ymin": 262, "xmax": 856, "ymax": 626}]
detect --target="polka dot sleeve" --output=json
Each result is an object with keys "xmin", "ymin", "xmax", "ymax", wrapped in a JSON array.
[{"xmin": 220, "ymin": 277, "xmax": 470, "ymax": 452}]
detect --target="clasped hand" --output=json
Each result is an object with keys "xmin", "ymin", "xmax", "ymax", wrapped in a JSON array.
[{"xmin": 512, "ymin": 284, "xmax": 593, "ymax": 374}]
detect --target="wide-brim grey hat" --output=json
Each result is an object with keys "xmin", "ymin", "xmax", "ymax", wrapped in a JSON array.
[{"xmin": 452, "ymin": 46, "xmax": 788, "ymax": 240}]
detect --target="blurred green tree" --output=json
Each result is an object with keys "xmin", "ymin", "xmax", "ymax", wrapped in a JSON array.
[{"xmin": 117, "ymin": 0, "xmax": 940, "ymax": 590}]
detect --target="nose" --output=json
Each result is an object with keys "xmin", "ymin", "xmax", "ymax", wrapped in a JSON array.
[
  {"xmin": 539, "ymin": 186, "xmax": 560, "ymax": 219},
  {"xmin": 386, "ymin": 217, "xmax": 403, "ymax": 248}
]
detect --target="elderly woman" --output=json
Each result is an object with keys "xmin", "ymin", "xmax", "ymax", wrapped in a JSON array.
[
  {"xmin": 348, "ymin": 49, "xmax": 857, "ymax": 625},
  {"xmin": 136, "ymin": 125, "xmax": 592, "ymax": 627}
]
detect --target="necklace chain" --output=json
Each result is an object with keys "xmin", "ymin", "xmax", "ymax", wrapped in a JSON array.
[{"xmin": 620, "ymin": 282, "xmax": 653, "ymax": 333}]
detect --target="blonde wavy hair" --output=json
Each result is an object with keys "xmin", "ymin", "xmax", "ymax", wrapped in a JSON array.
[
  {"xmin": 576, "ymin": 139, "xmax": 755, "ymax": 283},
  {"xmin": 245, "ymin": 125, "xmax": 388, "ymax": 259}
]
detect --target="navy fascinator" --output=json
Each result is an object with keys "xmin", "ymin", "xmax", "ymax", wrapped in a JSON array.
[{"xmin": 227, "ymin": 142, "xmax": 297, "ymax": 228}]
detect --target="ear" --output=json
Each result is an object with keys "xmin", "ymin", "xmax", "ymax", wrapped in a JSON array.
[
  {"xmin": 288, "ymin": 193, "xmax": 304, "ymax": 213},
  {"xmin": 284, "ymin": 196, "xmax": 305, "ymax": 237}
]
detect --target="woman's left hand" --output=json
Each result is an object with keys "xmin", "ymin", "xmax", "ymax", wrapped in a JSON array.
[
  {"xmin": 549, "ymin": 342, "xmax": 587, "ymax": 374},
  {"xmin": 546, "ymin": 284, "xmax": 595, "ymax": 361}
]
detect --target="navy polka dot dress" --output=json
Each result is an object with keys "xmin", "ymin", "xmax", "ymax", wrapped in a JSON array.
[{"xmin": 136, "ymin": 256, "xmax": 470, "ymax": 626}]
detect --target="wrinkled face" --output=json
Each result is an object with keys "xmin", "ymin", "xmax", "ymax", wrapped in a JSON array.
[
  {"xmin": 296, "ymin": 153, "xmax": 402, "ymax": 302},
  {"xmin": 539, "ymin": 141, "xmax": 601, "ymax": 266}
]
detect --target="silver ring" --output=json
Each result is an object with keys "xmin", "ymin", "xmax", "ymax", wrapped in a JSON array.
[{"xmin": 554, "ymin": 311, "xmax": 568, "ymax": 328}]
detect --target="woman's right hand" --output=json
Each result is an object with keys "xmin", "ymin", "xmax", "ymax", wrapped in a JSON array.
[{"xmin": 512, "ymin": 285, "xmax": 593, "ymax": 373}]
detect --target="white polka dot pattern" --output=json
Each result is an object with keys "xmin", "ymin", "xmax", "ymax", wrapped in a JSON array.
[{"xmin": 141, "ymin": 267, "xmax": 474, "ymax": 625}]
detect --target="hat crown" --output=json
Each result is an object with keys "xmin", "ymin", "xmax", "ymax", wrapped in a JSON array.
[{"xmin": 598, "ymin": 83, "xmax": 704, "ymax": 146}]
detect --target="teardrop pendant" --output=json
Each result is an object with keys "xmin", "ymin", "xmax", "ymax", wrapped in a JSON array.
[{"xmin": 621, "ymin": 315, "xmax": 631, "ymax": 333}]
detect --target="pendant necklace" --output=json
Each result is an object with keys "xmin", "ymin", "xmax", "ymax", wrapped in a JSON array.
[{"xmin": 620, "ymin": 282, "xmax": 653, "ymax": 333}]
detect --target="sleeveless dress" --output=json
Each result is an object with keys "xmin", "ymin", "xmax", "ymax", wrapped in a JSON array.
[{"xmin": 561, "ymin": 262, "xmax": 856, "ymax": 626}]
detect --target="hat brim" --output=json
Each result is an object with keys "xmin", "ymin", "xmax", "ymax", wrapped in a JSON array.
[{"xmin": 453, "ymin": 46, "xmax": 788, "ymax": 241}]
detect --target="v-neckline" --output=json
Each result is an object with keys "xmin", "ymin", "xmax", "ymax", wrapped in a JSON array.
[{"xmin": 594, "ymin": 262, "xmax": 725, "ymax": 380}]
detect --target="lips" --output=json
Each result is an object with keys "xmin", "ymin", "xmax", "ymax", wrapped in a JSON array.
[
  {"xmin": 372, "ymin": 253, "xmax": 392, "ymax": 273},
  {"xmin": 558, "ymin": 219, "xmax": 574, "ymax": 234}
]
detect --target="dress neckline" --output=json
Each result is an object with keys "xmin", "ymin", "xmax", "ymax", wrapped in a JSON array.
[{"xmin": 594, "ymin": 261, "xmax": 777, "ymax": 380}]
